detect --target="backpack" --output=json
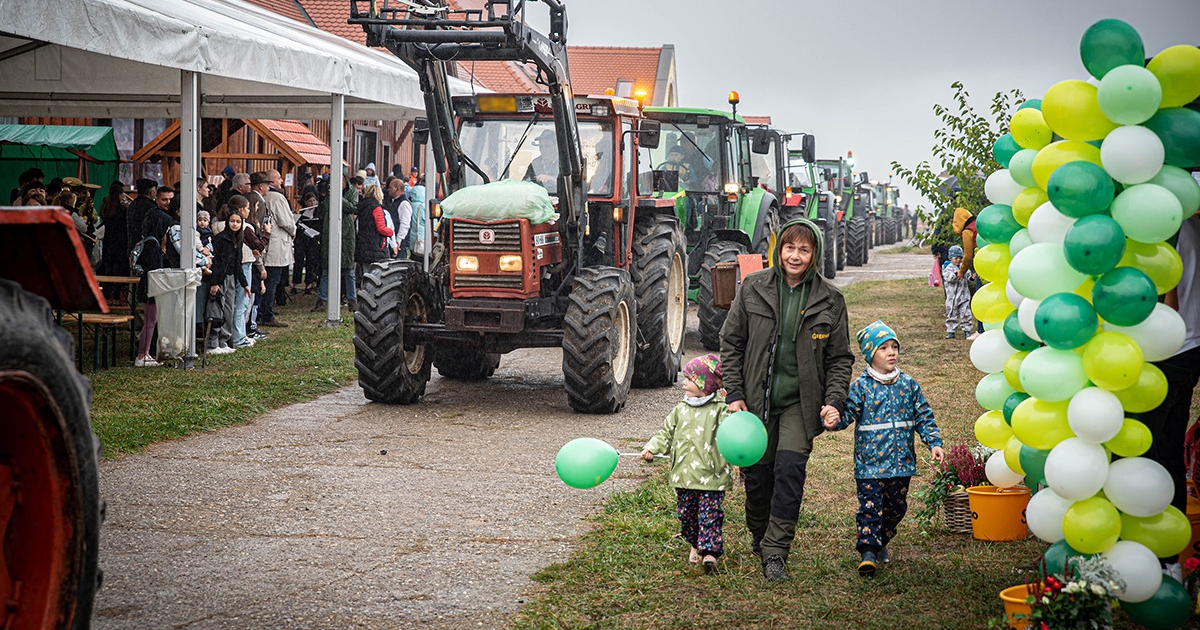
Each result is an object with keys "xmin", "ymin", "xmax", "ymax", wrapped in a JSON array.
[{"xmin": 130, "ymin": 236, "xmax": 159, "ymax": 276}]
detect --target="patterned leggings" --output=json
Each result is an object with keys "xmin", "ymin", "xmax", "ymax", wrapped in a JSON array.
[
  {"xmin": 676, "ymin": 489, "xmax": 725, "ymax": 558},
  {"xmin": 856, "ymin": 477, "xmax": 911, "ymax": 553}
]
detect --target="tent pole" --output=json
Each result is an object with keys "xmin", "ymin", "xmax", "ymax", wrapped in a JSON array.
[
  {"xmin": 180, "ymin": 69, "xmax": 200, "ymax": 367},
  {"xmin": 326, "ymin": 93, "xmax": 344, "ymax": 327}
]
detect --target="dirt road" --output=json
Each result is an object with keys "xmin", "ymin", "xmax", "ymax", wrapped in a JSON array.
[{"xmin": 92, "ymin": 248, "xmax": 929, "ymax": 629}]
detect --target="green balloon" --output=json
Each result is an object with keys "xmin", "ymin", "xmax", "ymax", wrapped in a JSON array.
[
  {"xmin": 1097, "ymin": 64, "xmax": 1163, "ymax": 125},
  {"xmin": 1020, "ymin": 347, "xmax": 1089, "ymax": 402},
  {"xmin": 1111, "ymin": 183, "xmax": 1185, "ymax": 244},
  {"xmin": 983, "ymin": 319, "xmax": 1003, "ymax": 332},
  {"xmin": 1002, "ymin": 391, "xmax": 1031, "ymax": 426},
  {"xmin": 1009, "ymin": 149, "xmax": 1039, "ymax": 188},
  {"xmin": 976, "ymin": 371, "xmax": 1017, "ymax": 411},
  {"xmin": 993, "ymin": 133, "xmax": 1021, "ymax": 168},
  {"xmin": 1003, "ymin": 310, "xmax": 1041, "ymax": 352},
  {"xmin": 1143, "ymin": 107, "xmax": 1200, "ymax": 168},
  {"xmin": 977, "ymin": 204, "xmax": 1022, "ymax": 244},
  {"xmin": 1041, "ymin": 539, "xmax": 1092, "ymax": 577},
  {"xmin": 1149, "ymin": 164, "xmax": 1200, "ymax": 215},
  {"xmin": 716, "ymin": 411, "xmax": 768, "ymax": 467},
  {"xmin": 1120, "ymin": 577, "xmax": 1192, "ymax": 630},
  {"xmin": 1018, "ymin": 99, "xmax": 1043, "ymax": 111},
  {"xmin": 1018, "ymin": 445, "xmax": 1050, "ymax": 487},
  {"xmin": 1035, "ymin": 293, "xmax": 1099, "ymax": 350},
  {"xmin": 555, "ymin": 437, "xmax": 619, "ymax": 489},
  {"xmin": 1063, "ymin": 214, "xmax": 1127, "ymax": 276},
  {"xmin": 1079, "ymin": 18, "xmax": 1145, "ymax": 80},
  {"xmin": 1046, "ymin": 161, "xmax": 1115, "ymax": 218},
  {"xmin": 1093, "ymin": 266, "xmax": 1158, "ymax": 326}
]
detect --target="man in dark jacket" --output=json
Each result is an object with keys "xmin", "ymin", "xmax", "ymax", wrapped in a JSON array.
[
  {"xmin": 719, "ymin": 216, "xmax": 855, "ymax": 582},
  {"xmin": 127, "ymin": 178, "xmax": 158, "ymax": 250},
  {"xmin": 313, "ymin": 181, "xmax": 359, "ymax": 313}
]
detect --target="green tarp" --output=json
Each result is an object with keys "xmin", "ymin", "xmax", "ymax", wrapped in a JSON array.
[{"xmin": 1, "ymin": 124, "xmax": 120, "ymax": 205}]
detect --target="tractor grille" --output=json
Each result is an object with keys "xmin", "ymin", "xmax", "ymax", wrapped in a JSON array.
[
  {"xmin": 453, "ymin": 275, "xmax": 524, "ymax": 289},
  {"xmin": 452, "ymin": 220, "xmax": 523, "ymax": 252}
]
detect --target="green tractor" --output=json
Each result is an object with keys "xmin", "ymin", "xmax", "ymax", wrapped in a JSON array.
[
  {"xmin": 813, "ymin": 156, "xmax": 853, "ymax": 277},
  {"xmin": 868, "ymin": 179, "xmax": 902, "ymax": 246},
  {"xmin": 641, "ymin": 95, "xmax": 783, "ymax": 351}
]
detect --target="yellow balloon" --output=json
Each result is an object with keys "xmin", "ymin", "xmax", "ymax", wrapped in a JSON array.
[
  {"xmin": 1011, "ymin": 187, "xmax": 1049, "ymax": 226},
  {"xmin": 971, "ymin": 281, "xmax": 1015, "ymax": 323},
  {"xmin": 1106, "ymin": 418, "xmax": 1153, "ymax": 457},
  {"xmin": 1031, "ymin": 140, "xmax": 1104, "ymax": 190},
  {"xmin": 1010, "ymin": 108, "xmax": 1053, "ymax": 150},
  {"xmin": 974, "ymin": 244, "xmax": 1012, "ymax": 283},
  {"xmin": 1062, "ymin": 496, "xmax": 1121, "ymax": 554},
  {"xmin": 1120, "ymin": 507, "xmax": 1192, "ymax": 558},
  {"xmin": 1118, "ymin": 240, "xmax": 1184, "ymax": 295},
  {"xmin": 1082, "ymin": 331, "xmax": 1144, "ymax": 391},
  {"xmin": 1147, "ymin": 44, "xmax": 1200, "ymax": 108},
  {"xmin": 1041, "ymin": 80, "xmax": 1119, "ymax": 142},
  {"xmin": 1003, "ymin": 434, "xmax": 1026, "ymax": 474},
  {"xmin": 975, "ymin": 409, "xmax": 1014, "ymax": 449},
  {"xmin": 1113, "ymin": 363, "xmax": 1168, "ymax": 413},
  {"xmin": 1005, "ymin": 351, "xmax": 1029, "ymax": 392},
  {"xmin": 1011, "ymin": 397, "xmax": 1074, "ymax": 451}
]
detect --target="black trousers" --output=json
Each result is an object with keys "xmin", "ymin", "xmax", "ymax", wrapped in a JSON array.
[
  {"xmin": 856, "ymin": 477, "xmax": 911, "ymax": 553},
  {"xmin": 742, "ymin": 405, "xmax": 812, "ymax": 562},
  {"xmin": 1138, "ymin": 346, "xmax": 1200, "ymax": 518}
]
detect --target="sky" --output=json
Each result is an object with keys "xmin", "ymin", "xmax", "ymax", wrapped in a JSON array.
[{"xmin": 538, "ymin": 0, "xmax": 1200, "ymax": 212}]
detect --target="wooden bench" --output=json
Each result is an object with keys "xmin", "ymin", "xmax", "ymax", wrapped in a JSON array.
[{"xmin": 60, "ymin": 312, "xmax": 136, "ymax": 372}]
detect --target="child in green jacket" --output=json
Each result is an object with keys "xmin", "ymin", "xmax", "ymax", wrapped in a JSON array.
[{"xmin": 642, "ymin": 354, "xmax": 732, "ymax": 573}]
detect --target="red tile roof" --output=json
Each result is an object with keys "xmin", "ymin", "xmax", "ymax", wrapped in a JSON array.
[
  {"xmin": 567, "ymin": 47, "xmax": 661, "ymax": 100},
  {"xmin": 456, "ymin": 60, "xmax": 539, "ymax": 93},
  {"xmin": 296, "ymin": 0, "xmax": 366, "ymax": 45},
  {"xmin": 243, "ymin": 0, "xmax": 310, "ymax": 25},
  {"xmin": 259, "ymin": 119, "xmax": 333, "ymax": 165}
]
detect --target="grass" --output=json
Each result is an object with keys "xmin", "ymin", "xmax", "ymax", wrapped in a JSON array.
[
  {"xmin": 87, "ymin": 293, "xmax": 356, "ymax": 457},
  {"xmin": 510, "ymin": 278, "xmax": 1154, "ymax": 630}
]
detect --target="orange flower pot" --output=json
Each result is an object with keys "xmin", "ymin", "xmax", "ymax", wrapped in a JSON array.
[{"xmin": 999, "ymin": 584, "xmax": 1037, "ymax": 630}]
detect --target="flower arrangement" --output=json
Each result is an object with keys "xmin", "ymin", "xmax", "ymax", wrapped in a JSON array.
[
  {"xmin": 994, "ymin": 556, "xmax": 1124, "ymax": 630},
  {"xmin": 913, "ymin": 441, "xmax": 991, "ymax": 530}
]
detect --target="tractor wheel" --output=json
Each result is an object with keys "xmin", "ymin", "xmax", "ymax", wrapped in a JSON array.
[
  {"xmin": 698, "ymin": 240, "xmax": 745, "ymax": 352},
  {"xmin": 354, "ymin": 260, "xmax": 436, "ymax": 403},
  {"xmin": 867, "ymin": 213, "xmax": 875, "ymax": 251},
  {"xmin": 434, "ymin": 345, "xmax": 501, "ymax": 381},
  {"xmin": 631, "ymin": 215, "xmax": 687, "ymax": 388},
  {"xmin": 753, "ymin": 203, "xmax": 782, "ymax": 257},
  {"xmin": 820, "ymin": 203, "xmax": 837, "ymax": 279},
  {"xmin": 847, "ymin": 214, "xmax": 867, "ymax": 266},
  {"xmin": 0, "ymin": 279, "xmax": 103, "ymax": 630},
  {"xmin": 888, "ymin": 216, "xmax": 898, "ymax": 244},
  {"xmin": 562, "ymin": 267, "xmax": 637, "ymax": 414},
  {"xmin": 836, "ymin": 219, "xmax": 847, "ymax": 271}
]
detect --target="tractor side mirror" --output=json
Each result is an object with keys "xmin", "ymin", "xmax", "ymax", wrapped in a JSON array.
[
  {"xmin": 802, "ymin": 134, "xmax": 816, "ymax": 164},
  {"xmin": 637, "ymin": 119, "xmax": 661, "ymax": 150},
  {"xmin": 413, "ymin": 117, "xmax": 430, "ymax": 145},
  {"xmin": 652, "ymin": 169, "xmax": 679, "ymax": 193},
  {"xmin": 750, "ymin": 129, "xmax": 771, "ymax": 154},
  {"xmin": 822, "ymin": 168, "xmax": 832, "ymax": 182}
]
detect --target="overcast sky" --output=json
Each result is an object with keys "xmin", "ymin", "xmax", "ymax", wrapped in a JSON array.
[{"xmin": 554, "ymin": 0, "xmax": 1200, "ymax": 211}]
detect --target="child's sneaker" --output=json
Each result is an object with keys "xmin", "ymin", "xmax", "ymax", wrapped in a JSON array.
[
  {"xmin": 134, "ymin": 357, "xmax": 161, "ymax": 367},
  {"xmin": 878, "ymin": 547, "xmax": 889, "ymax": 564},
  {"xmin": 944, "ymin": 332, "xmax": 956, "ymax": 339},
  {"xmin": 702, "ymin": 555, "xmax": 717, "ymax": 574}
]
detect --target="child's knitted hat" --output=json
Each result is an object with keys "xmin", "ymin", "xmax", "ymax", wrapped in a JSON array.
[
  {"xmin": 948, "ymin": 245, "xmax": 964, "ymax": 258},
  {"xmin": 683, "ymin": 353, "xmax": 722, "ymax": 396},
  {"xmin": 197, "ymin": 210, "xmax": 210, "ymax": 222},
  {"xmin": 857, "ymin": 320, "xmax": 899, "ymax": 361}
]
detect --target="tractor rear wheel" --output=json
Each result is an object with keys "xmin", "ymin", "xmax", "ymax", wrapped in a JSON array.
[
  {"xmin": 434, "ymin": 345, "xmax": 501, "ymax": 381},
  {"xmin": 631, "ymin": 215, "xmax": 687, "ymax": 388},
  {"xmin": 0, "ymin": 279, "xmax": 103, "ymax": 630},
  {"xmin": 698, "ymin": 240, "xmax": 745, "ymax": 352},
  {"xmin": 753, "ymin": 203, "xmax": 782, "ymax": 257},
  {"xmin": 819, "ymin": 202, "xmax": 837, "ymax": 280},
  {"xmin": 563, "ymin": 267, "xmax": 637, "ymax": 414},
  {"xmin": 836, "ymin": 219, "xmax": 847, "ymax": 270},
  {"xmin": 847, "ymin": 214, "xmax": 867, "ymax": 266},
  {"xmin": 354, "ymin": 260, "xmax": 436, "ymax": 403}
]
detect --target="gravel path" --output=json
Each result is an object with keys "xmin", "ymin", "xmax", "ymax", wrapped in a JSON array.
[{"xmin": 92, "ymin": 245, "xmax": 929, "ymax": 629}]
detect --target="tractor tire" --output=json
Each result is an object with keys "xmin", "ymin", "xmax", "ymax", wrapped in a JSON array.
[
  {"xmin": 0, "ymin": 279, "xmax": 103, "ymax": 630},
  {"xmin": 888, "ymin": 216, "xmax": 898, "ymax": 244},
  {"xmin": 631, "ymin": 215, "xmax": 687, "ymax": 388},
  {"xmin": 698, "ymin": 240, "xmax": 746, "ymax": 352},
  {"xmin": 820, "ymin": 209, "xmax": 837, "ymax": 280},
  {"xmin": 836, "ymin": 219, "xmax": 847, "ymax": 271},
  {"xmin": 354, "ymin": 260, "xmax": 436, "ymax": 404},
  {"xmin": 434, "ymin": 345, "xmax": 501, "ymax": 381},
  {"xmin": 847, "ymin": 214, "xmax": 867, "ymax": 266},
  {"xmin": 753, "ymin": 203, "xmax": 782, "ymax": 257},
  {"xmin": 867, "ymin": 213, "xmax": 875, "ymax": 251},
  {"xmin": 562, "ymin": 267, "xmax": 637, "ymax": 414}
]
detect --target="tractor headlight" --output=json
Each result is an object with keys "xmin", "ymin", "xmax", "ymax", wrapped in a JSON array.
[
  {"xmin": 498, "ymin": 255, "xmax": 523, "ymax": 272},
  {"xmin": 455, "ymin": 255, "xmax": 479, "ymax": 272},
  {"xmin": 723, "ymin": 182, "xmax": 739, "ymax": 195}
]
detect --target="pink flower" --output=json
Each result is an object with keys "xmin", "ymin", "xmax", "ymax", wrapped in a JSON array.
[{"xmin": 1185, "ymin": 557, "xmax": 1199, "ymax": 571}]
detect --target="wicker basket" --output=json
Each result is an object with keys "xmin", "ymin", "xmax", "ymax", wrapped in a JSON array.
[{"xmin": 944, "ymin": 491, "xmax": 973, "ymax": 534}]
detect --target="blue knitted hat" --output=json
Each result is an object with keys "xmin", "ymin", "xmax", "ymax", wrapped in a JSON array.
[
  {"xmin": 857, "ymin": 320, "xmax": 899, "ymax": 361},
  {"xmin": 948, "ymin": 245, "xmax": 964, "ymax": 258}
]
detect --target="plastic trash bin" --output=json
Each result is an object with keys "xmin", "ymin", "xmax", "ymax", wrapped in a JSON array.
[{"xmin": 148, "ymin": 268, "xmax": 202, "ymax": 360}]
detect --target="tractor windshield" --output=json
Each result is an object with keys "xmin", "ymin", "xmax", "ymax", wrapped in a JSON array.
[
  {"xmin": 637, "ymin": 122, "xmax": 722, "ymax": 194},
  {"xmin": 458, "ymin": 119, "xmax": 615, "ymax": 196}
]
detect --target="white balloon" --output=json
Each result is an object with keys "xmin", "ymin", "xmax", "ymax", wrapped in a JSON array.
[
  {"xmin": 1044, "ymin": 438, "xmax": 1108, "ymax": 501},
  {"xmin": 1067, "ymin": 387, "xmax": 1125, "ymax": 444},
  {"xmin": 1027, "ymin": 201, "xmax": 1077, "ymax": 244},
  {"xmin": 1103, "ymin": 457, "xmax": 1174, "ymax": 517},
  {"xmin": 1005, "ymin": 278, "xmax": 1025, "ymax": 309},
  {"xmin": 985, "ymin": 169, "xmax": 1025, "ymax": 206},
  {"xmin": 986, "ymin": 449, "xmax": 1025, "ymax": 488},
  {"xmin": 1103, "ymin": 540, "xmax": 1163, "ymax": 603},
  {"xmin": 1101, "ymin": 125, "xmax": 1166, "ymax": 185},
  {"xmin": 970, "ymin": 329, "xmax": 1017, "ymax": 374},
  {"xmin": 1018, "ymin": 297, "xmax": 1043, "ymax": 342},
  {"xmin": 1026, "ymin": 487, "xmax": 1073, "ymax": 543},
  {"xmin": 1105, "ymin": 303, "xmax": 1187, "ymax": 361},
  {"xmin": 1009, "ymin": 228, "xmax": 1033, "ymax": 256}
]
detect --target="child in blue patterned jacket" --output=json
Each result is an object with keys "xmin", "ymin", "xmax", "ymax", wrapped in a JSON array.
[{"xmin": 823, "ymin": 320, "xmax": 944, "ymax": 577}]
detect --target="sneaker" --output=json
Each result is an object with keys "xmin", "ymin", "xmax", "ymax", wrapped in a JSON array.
[
  {"xmin": 310, "ymin": 299, "xmax": 327, "ymax": 313},
  {"xmin": 250, "ymin": 330, "xmax": 268, "ymax": 340},
  {"xmin": 134, "ymin": 357, "xmax": 161, "ymax": 367},
  {"xmin": 234, "ymin": 339, "xmax": 255, "ymax": 349},
  {"xmin": 1163, "ymin": 562, "xmax": 1183, "ymax": 583},
  {"xmin": 762, "ymin": 555, "xmax": 787, "ymax": 582},
  {"xmin": 878, "ymin": 547, "xmax": 889, "ymax": 564},
  {"xmin": 688, "ymin": 547, "xmax": 701, "ymax": 565},
  {"xmin": 858, "ymin": 551, "xmax": 878, "ymax": 577},
  {"xmin": 944, "ymin": 333, "xmax": 956, "ymax": 339},
  {"xmin": 966, "ymin": 332, "xmax": 981, "ymax": 341},
  {"xmin": 702, "ymin": 555, "xmax": 718, "ymax": 574},
  {"xmin": 209, "ymin": 346, "xmax": 235, "ymax": 355},
  {"xmin": 751, "ymin": 536, "xmax": 763, "ymax": 560}
]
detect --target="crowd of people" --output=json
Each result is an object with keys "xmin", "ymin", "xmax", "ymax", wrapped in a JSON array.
[{"xmin": 10, "ymin": 162, "xmax": 426, "ymax": 366}]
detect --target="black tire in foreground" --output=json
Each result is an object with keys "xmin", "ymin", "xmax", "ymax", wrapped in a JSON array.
[
  {"xmin": 354, "ymin": 260, "xmax": 436, "ymax": 404},
  {"xmin": 820, "ymin": 203, "xmax": 837, "ymax": 280},
  {"xmin": 698, "ymin": 240, "xmax": 746, "ymax": 352},
  {"xmin": 846, "ymin": 213, "xmax": 868, "ymax": 266},
  {"xmin": 836, "ymin": 218, "xmax": 847, "ymax": 271},
  {"xmin": 434, "ymin": 345, "xmax": 501, "ymax": 381},
  {"xmin": 0, "ymin": 279, "xmax": 103, "ymax": 630},
  {"xmin": 562, "ymin": 267, "xmax": 637, "ymax": 414},
  {"xmin": 631, "ymin": 215, "xmax": 687, "ymax": 388}
]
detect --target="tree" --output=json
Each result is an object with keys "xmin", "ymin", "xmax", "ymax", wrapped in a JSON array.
[{"xmin": 891, "ymin": 81, "xmax": 1024, "ymax": 251}]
